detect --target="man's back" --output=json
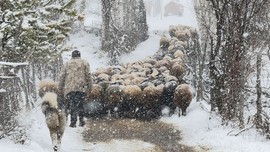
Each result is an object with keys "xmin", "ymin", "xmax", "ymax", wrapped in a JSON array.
[{"xmin": 59, "ymin": 57, "xmax": 92, "ymax": 97}]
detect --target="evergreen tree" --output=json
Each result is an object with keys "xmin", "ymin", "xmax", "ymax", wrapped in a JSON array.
[{"xmin": 0, "ymin": 0, "xmax": 77, "ymax": 63}]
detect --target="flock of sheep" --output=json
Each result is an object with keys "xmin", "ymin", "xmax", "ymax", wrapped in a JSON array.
[{"xmin": 86, "ymin": 24, "xmax": 197, "ymax": 120}]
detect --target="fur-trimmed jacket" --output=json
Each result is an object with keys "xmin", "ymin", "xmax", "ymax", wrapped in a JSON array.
[{"xmin": 59, "ymin": 57, "xmax": 92, "ymax": 97}]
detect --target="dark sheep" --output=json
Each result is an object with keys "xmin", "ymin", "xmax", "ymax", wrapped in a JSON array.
[
  {"xmin": 161, "ymin": 80, "xmax": 178, "ymax": 116},
  {"xmin": 85, "ymin": 84, "xmax": 106, "ymax": 118}
]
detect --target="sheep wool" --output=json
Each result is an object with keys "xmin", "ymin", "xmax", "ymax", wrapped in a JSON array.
[
  {"xmin": 39, "ymin": 79, "xmax": 59, "ymax": 98},
  {"xmin": 173, "ymin": 84, "xmax": 193, "ymax": 116},
  {"xmin": 87, "ymin": 84, "xmax": 104, "ymax": 100}
]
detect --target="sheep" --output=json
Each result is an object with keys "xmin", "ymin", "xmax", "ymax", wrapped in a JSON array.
[
  {"xmin": 171, "ymin": 57, "xmax": 183, "ymax": 65},
  {"xmin": 96, "ymin": 80, "xmax": 109, "ymax": 92},
  {"xmin": 38, "ymin": 79, "xmax": 59, "ymax": 97},
  {"xmin": 175, "ymin": 30, "xmax": 191, "ymax": 42},
  {"xmin": 122, "ymin": 73, "xmax": 134, "ymax": 80},
  {"xmin": 158, "ymin": 66, "xmax": 168, "ymax": 73},
  {"xmin": 138, "ymin": 84, "xmax": 164, "ymax": 120},
  {"xmin": 131, "ymin": 71, "xmax": 146, "ymax": 78},
  {"xmin": 110, "ymin": 79, "xmax": 124, "ymax": 86},
  {"xmin": 173, "ymin": 50, "xmax": 185, "ymax": 59},
  {"xmin": 141, "ymin": 85, "xmax": 158, "ymax": 107},
  {"xmin": 94, "ymin": 67, "xmax": 113, "ymax": 76},
  {"xmin": 163, "ymin": 55, "xmax": 173, "ymax": 60},
  {"xmin": 174, "ymin": 41, "xmax": 187, "ymax": 49},
  {"xmin": 173, "ymin": 84, "xmax": 193, "ymax": 116},
  {"xmin": 168, "ymin": 41, "xmax": 185, "ymax": 54},
  {"xmin": 150, "ymin": 68, "xmax": 160, "ymax": 78},
  {"xmin": 168, "ymin": 45, "xmax": 176, "ymax": 54},
  {"xmin": 87, "ymin": 84, "xmax": 104, "ymax": 102},
  {"xmin": 138, "ymin": 80, "xmax": 152, "ymax": 90},
  {"xmin": 142, "ymin": 62, "xmax": 153, "ymax": 69},
  {"xmin": 132, "ymin": 77, "xmax": 146, "ymax": 85},
  {"xmin": 158, "ymin": 36, "xmax": 171, "ymax": 56},
  {"xmin": 123, "ymin": 78, "xmax": 132, "ymax": 86},
  {"xmin": 142, "ymin": 57, "xmax": 157, "ymax": 65},
  {"xmin": 131, "ymin": 64, "xmax": 143, "ymax": 72},
  {"xmin": 122, "ymin": 85, "xmax": 142, "ymax": 101},
  {"xmin": 142, "ymin": 67, "xmax": 152, "ymax": 75},
  {"xmin": 169, "ymin": 25, "xmax": 178, "ymax": 37},
  {"xmin": 163, "ymin": 73, "xmax": 178, "ymax": 83},
  {"xmin": 169, "ymin": 37, "xmax": 180, "ymax": 46},
  {"xmin": 85, "ymin": 84, "xmax": 106, "ymax": 118},
  {"xmin": 162, "ymin": 69, "xmax": 171, "ymax": 75},
  {"xmin": 152, "ymin": 74, "xmax": 165, "ymax": 86},
  {"xmin": 104, "ymin": 84, "xmax": 124, "ymax": 117},
  {"xmin": 169, "ymin": 24, "xmax": 193, "ymax": 41},
  {"xmin": 161, "ymin": 80, "xmax": 178, "ymax": 116},
  {"xmin": 96, "ymin": 73, "xmax": 110, "ymax": 82},
  {"xmin": 109, "ymin": 67, "xmax": 123, "ymax": 75},
  {"xmin": 155, "ymin": 59, "xmax": 171, "ymax": 69},
  {"xmin": 120, "ymin": 85, "xmax": 142, "ymax": 118},
  {"xmin": 111, "ymin": 73, "xmax": 122, "ymax": 82},
  {"xmin": 171, "ymin": 24, "xmax": 193, "ymax": 33},
  {"xmin": 159, "ymin": 36, "xmax": 170, "ymax": 49},
  {"xmin": 170, "ymin": 62, "xmax": 185, "ymax": 80}
]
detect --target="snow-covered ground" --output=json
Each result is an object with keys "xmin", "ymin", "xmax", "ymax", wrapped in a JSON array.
[
  {"xmin": 1, "ymin": 0, "xmax": 270, "ymax": 152},
  {"xmin": 161, "ymin": 101, "xmax": 270, "ymax": 152}
]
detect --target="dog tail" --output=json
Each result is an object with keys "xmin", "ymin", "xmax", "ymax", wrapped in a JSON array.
[{"xmin": 42, "ymin": 92, "xmax": 58, "ymax": 110}]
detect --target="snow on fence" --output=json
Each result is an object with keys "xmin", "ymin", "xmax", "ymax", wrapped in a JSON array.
[{"xmin": 0, "ymin": 61, "xmax": 29, "ymax": 120}]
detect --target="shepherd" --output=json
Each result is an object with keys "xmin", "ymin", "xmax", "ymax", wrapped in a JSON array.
[{"xmin": 58, "ymin": 50, "xmax": 93, "ymax": 127}]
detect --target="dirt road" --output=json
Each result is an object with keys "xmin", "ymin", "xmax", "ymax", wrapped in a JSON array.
[{"xmin": 82, "ymin": 118, "xmax": 196, "ymax": 152}]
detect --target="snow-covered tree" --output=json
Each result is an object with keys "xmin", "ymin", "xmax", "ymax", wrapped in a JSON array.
[
  {"xmin": 194, "ymin": 0, "xmax": 270, "ymax": 129},
  {"xmin": 101, "ymin": 0, "xmax": 148, "ymax": 65},
  {"xmin": 0, "ymin": 0, "xmax": 76, "ymax": 63}
]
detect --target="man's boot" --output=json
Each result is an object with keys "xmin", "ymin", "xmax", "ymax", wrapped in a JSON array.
[
  {"xmin": 69, "ymin": 121, "xmax": 76, "ymax": 128},
  {"xmin": 79, "ymin": 117, "xmax": 85, "ymax": 127}
]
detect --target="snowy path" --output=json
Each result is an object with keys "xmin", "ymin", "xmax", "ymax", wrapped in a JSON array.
[
  {"xmin": 28, "ymin": 108, "xmax": 90, "ymax": 152},
  {"xmin": 81, "ymin": 118, "xmax": 195, "ymax": 152},
  {"xmin": 60, "ymin": 128, "xmax": 90, "ymax": 152}
]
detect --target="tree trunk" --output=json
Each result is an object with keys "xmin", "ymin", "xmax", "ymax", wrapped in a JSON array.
[
  {"xmin": 101, "ymin": 0, "xmax": 114, "ymax": 53},
  {"xmin": 255, "ymin": 51, "xmax": 263, "ymax": 128}
]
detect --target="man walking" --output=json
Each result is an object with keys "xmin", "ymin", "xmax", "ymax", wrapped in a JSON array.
[{"xmin": 59, "ymin": 50, "xmax": 92, "ymax": 127}]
